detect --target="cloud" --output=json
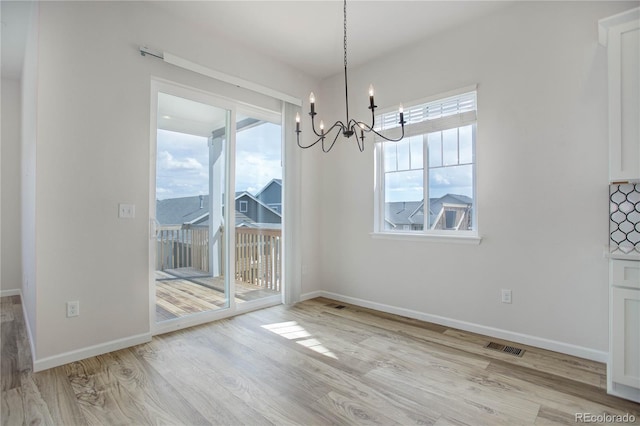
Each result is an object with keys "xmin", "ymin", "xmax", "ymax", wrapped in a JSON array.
[
  {"xmin": 158, "ymin": 151, "xmax": 203, "ymax": 171},
  {"xmin": 430, "ymin": 172, "xmax": 451, "ymax": 185}
]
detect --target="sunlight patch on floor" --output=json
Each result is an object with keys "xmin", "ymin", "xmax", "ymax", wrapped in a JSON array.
[{"xmin": 262, "ymin": 321, "xmax": 337, "ymax": 359}]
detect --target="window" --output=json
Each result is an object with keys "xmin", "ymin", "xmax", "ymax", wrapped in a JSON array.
[
  {"xmin": 374, "ymin": 87, "xmax": 477, "ymax": 239},
  {"xmin": 239, "ymin": 200, "xmax": 248, "ymax": 213}
]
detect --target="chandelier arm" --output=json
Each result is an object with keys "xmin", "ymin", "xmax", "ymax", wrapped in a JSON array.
[
  {"xmin": 309, "ymin": 114, "xmax": 322, "ymax": 137},
  {"xmin": 296, "ymin": 132, "xmax": 322, "ymax": 149},
  {"xmin": 353, "ymin": 120, "xmax": 406, "ymax": 143},
  {"xmin": 300, "ymin": 120, "xmax": 347, "ymax": 148},
  {"xmin": 322, "ymin": 127, "xmax": 343, "ymax": 153},
  {"xmin": 347, "ymin": 120, "xmax": 366, "ymax": 152},
  {"xmin": 310, "ymin": 114, "xmax": 347, "ymax": 138},
  {"xmin": 356, "ymin": 130, "xmax": 366, "ymax": 152},
  {"xmin": 324, "ymin": 120, "xmax": 348, "ymax": 136}
]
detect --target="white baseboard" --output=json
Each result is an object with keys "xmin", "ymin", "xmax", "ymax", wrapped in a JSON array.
[
  {"xmin": 0, "ymin": 289, "xmax": 21, "ymax": 297},
  {"xmin": 33, "ymin": 332, "xmax": 152, "ymax": 372},
  {"xmin": 299, "ymin": 290, "xmax": 323, "ymax": 301},
  {"xmin": 303, "ymin": 290, "xmax": 608, "ymax": 363}
]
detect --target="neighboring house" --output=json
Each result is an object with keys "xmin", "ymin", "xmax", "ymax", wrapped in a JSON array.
[
  {"xmin": 385, "ymin": 201, "xmax": 423, "ymax": 231},
  {"xmin": 429, "ymin": 194, "xmax": 473, "ymax": 231},
  {"xmin": 385, "ymin": 194, "xmax": 473, "ymax": 231},
  {"xmin": 255, "ymin": 178, "xmax": 282, "ymax": 213},
  {"xmin": 233, "ymin": 191, "xmax": 281, "ymax": 229},
  {"xmin": 156, "ymin": 181, "xmax": 282, "ymax": 230}
]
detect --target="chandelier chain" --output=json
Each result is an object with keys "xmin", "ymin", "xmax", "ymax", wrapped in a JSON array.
[{"xmin": 343, "ymin": 0, "xmax": 348, "ymax": 69}]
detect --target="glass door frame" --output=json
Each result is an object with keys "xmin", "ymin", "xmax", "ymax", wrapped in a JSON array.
[{"xmin": 149, "ymin": 78, "xmax": 284, "ymax": 335}]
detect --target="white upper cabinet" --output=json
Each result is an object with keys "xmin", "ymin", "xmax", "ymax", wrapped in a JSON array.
[{"xmin": 600, "ymin": 8, "xmax": 640, "ymax": 183}]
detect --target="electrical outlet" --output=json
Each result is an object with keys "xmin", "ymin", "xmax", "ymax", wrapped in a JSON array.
[
  {"xmin": 66, "ymin": 301, "xmax": 80, "ymax": 317},
  {"xmin": 501, "ymin": 289, "xmax": 512, "ymax": 304}
]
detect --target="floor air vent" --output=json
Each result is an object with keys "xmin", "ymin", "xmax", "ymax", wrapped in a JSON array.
[
  {"xmin": 484, "ymin": 342, "xmax": 525, "ymax": 357},
  {"xmin": 324, "ymin": 303, "xmax": 347, "ymax": 309}
]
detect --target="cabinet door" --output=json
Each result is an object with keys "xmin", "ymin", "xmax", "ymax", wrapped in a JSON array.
[
  {"xmin": 611, "ymin": 260, "xmax": 640, "ymax": 289},
  {"xmin": 608, "ymin": 19, "xmax": 640, "ymax": 182},
  {"xmin": 612, "ymin": 287, "xmax": 640, "ymax": 388}
]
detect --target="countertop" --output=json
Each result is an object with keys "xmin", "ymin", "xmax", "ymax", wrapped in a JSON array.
[{"xmin": 605, "ymin": 246, "xmax": 640, "ymax": 261}]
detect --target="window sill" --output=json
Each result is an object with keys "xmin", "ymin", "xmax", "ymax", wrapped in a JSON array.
[{"xmin": 370, "ymin": 232, "xmax": 482, "ymax": 245}]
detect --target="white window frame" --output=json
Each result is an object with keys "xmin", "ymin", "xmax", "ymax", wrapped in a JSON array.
[
  {"xmin": 372, "ymin": 85, "xmax": 481, "ymax": 244},
  {"xmin": 239, "ymin": 200, "xmax": 249, "ymax": 213}
]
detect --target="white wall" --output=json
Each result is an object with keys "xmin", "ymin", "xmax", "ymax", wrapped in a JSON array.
[
  {"xmin": 316, "ymin": 1, "xmax": 635, "ymax": 356},
  {"xmin": 1, "ymin": 78, "xmax": 22, "ymax": 294},
  {"xmin": 27, "ymin": 1, "xmax": 320, "ymax": 366}
]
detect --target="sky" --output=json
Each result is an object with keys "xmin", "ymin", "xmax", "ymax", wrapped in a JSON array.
[
  {"xmin": 384, "ymin": 126, "xmax": 474, "ymax": 202},
  {"xmin": 156, "ymin": 121, "xmax": 472, "ymax": 203},
  {"xmin": 156, "ymin": 122, "xmax": 282, "ymax": 200}
]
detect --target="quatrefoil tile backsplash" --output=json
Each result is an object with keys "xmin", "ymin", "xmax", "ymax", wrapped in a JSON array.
[{"xmin": 610, "ymin": 183, "xmax": 640, "ymax": 255}]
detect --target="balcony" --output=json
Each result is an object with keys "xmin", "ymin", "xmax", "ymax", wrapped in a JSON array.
[{"xmin": 155, "ymin": 225, "xmax": 281, "ymax": 320}]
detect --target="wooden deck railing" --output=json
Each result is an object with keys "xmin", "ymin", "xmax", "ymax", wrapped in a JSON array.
[
  {"xmin": 234, "ymin": 228, "xmax": 281, "ymax": 291},
  {"xmin": 156, "ymin": 225, "xmax": 281, "ymax": 291}
]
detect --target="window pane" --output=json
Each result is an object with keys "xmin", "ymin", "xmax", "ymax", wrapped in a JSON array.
[
  {"xmin": 396, "ymin": 139, "xmax": 411, "ymax": 171},
  {"xmin": 385, "ymin": 170, "xmax": 423, "ymax": 203},
  {"xmin": 384, "ymin": 169, "xmax": 424, "ymax": 232},
  {"xmin": 428, "ymin": 132, "xmax": 442, "ymax": 168},
  {"xmin": 410, "ymin": 136, "xmax": 423, "ymax": 169},
  {"xmin": 428, "ymin": 164, "xmax": 474, "ymax": 230},
  {"xmin": 384, "ymin": 142, "xmax": 397, "ymax": 172},
  {"xmin": 442, "ymin": 128, "xmax": 458, "ymax": 166},
  {"xmin": 459, "ymin": 125, "xmax": 473, "ymax": 164}
]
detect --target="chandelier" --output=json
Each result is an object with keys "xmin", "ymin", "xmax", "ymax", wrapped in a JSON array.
[{"xmin": 295, "ymin": 0, "xmax": 406, "ymax": 152}]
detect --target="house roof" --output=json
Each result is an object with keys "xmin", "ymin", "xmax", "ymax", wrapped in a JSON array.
[
  {"xmin": 157, "ymin": 180, "xmax": 282, "ymax": 229},
  {"xmin": 428, "ymin": 193, "xmax": 472, "ymax": 215},
  {"xmin": 156, "ymin": 195, "xmax": 211, "ymax": 226},
  {"xmin": 385, "ymin": 194, "xmax": 473, "ymax": 228},
  {"xmin": 254, "ymin": 178, "xmax": 282, "ymax": 199},
  {"xmin": 385, "ymin": 201, "xmax": 423, "ymax": 228}
]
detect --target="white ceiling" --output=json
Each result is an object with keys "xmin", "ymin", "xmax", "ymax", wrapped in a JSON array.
[
  {"xmin": 158, "ymin": 92, "xmax": 230, "ymax": 137},
  {"xmin": 1, "ymin": 1, "xmax": 516, "ymax": 81},
  {"xmin": 151, "ymin": 1, "xmax": 515, "ymax": 79}
]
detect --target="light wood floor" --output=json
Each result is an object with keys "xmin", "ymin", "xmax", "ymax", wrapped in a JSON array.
[
  {"xmin": 156, "ymin": 268, "xmax": 280, "ymax": 321},
  {"xmin": 2, "ymin": 295, "xmax": 639, "ymax": 425}
]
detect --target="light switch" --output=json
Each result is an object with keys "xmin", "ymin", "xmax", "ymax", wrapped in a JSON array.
[{"xmin": 118, "ymin": 203, "xmax": 135, "ymax": 219}]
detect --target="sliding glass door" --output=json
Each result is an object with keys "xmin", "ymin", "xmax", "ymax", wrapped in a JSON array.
[{"xmin": 150, "ymin": 81, "xmax": 285, "ymax": 332}]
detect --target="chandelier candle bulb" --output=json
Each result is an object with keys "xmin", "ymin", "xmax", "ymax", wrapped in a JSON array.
[
  {"xmin": 309, "ymin": 92, "xmax": 316, "ymax": 115},
  {"xmin": 295, "ymin": 112, "xmax": 300, "ymax": 132},
  {"xmin": 399, "ymin": 103, "xmax": 405, "ymax": 124},
  {"xmin": 369, "ymin": 85, "xmax": 375, "ymax": 109}
]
